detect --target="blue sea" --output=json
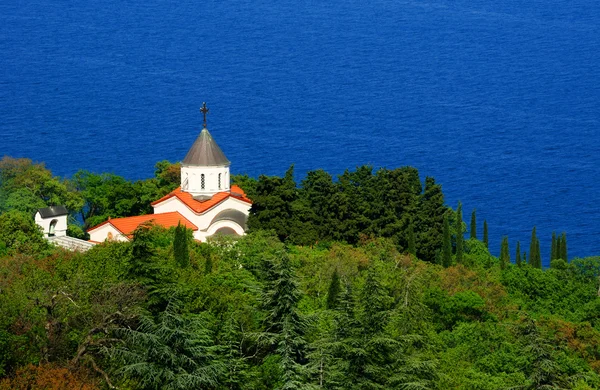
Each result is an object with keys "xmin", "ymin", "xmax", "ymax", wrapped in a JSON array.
[{"xmin": 1, "ymin": 0, "xmax": 599, "ymax": 262}]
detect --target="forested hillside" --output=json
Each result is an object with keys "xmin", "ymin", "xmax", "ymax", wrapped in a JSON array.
[{"xmin": 0, "ymin": 156, "xmax": 599, "ymax": 389}]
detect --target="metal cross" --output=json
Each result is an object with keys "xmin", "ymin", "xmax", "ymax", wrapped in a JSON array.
[{"xmin": 200, "ymin": 102, "xmax": 209, "ymax": 128}]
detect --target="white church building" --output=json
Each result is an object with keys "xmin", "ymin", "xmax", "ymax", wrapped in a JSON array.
[{"xmin": 87, "ymin": 106, "xmax": 252, "ymax": 242}]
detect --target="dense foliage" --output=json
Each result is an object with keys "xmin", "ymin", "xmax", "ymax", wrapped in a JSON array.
[
  {"xmin": 246, "ymin": 165, "xmax": 449, "ymax": 263},
  {"xmin": 1, "ymin": 158, "xmax": 599, "ymax": 389}
]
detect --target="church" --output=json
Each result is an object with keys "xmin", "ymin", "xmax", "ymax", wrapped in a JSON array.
[{"xmin": 87, "ymin": 104, "xmax": 252, "ymax": 243}]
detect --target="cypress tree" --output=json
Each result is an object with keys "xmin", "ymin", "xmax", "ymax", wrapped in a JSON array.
[
  {"xmin": 561, "ymin": 232, "xmax": 567, "ymax": 261},
  {"xmin": 483, "ymin": 220, "xmax": 489, "ymax": 248},
  {"xmin": 556, "ymin": 234, "xmax": 563, "ymax": 260},
  {"xmin": 523, "ymin": 251, "xmax": 527, "ymax": 263},
  {"xmin": 455, "ymin": 202, "xmax": 464, "ymax": 264},
  {"xmin": 550, "ymin": 231, "xmax": 557, "ymax": 261},
  {"xmin": 326, "ymin": 269, "xmax": 342, "ymax": 309},
  {"xmin": 470, "ymin": 209, "xmax": 477, "ymax": 239},
  {"xmin": 407, "ymin": 224, "xmax": 416, "ymax": 256},
  {"xmin": 173, "ymin": 222, "xmax": 190, "ymax": 268},
  {"xmin": 535, "ymin": 238, "xmax": 542, "ymax": 268},
  {"xmin": 500, "ymin": 236, "xmax": 510, "ymax": 269},
  {"xmin": 529, "ymin": 227, "xmax": 538, "ymax": 267},
  {"xmin": 442, "ymin": 215, "xmax": 452, "ymax": 268},
  {"xmin": 516, "ymin": 241, "xmax": 522, "ymax": 267}
]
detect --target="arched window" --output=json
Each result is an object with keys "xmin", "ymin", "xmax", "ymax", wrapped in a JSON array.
[
  {"xmin": 49, "ymin": 219, "xmax": 58, "ymax": 237},
  {"xmin": 201, "ymin": 174, "xmax": 205, "ymax": 190},
  {"xmin": 218, "ymin": 173, "xmax": 222, "ymax": 190}
]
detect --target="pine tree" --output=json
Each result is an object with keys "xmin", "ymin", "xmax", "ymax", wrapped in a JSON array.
[
  {"xmin": 556, "ymin": 234, "xmax": 562, "ymax": 260},
  {"xmin": 111, "ymin": 301, "xmax": 224, "ymax": 389},
  {"xmin": 173, "ymin": 222, "xmax": 189, "ymax": 268},
  {"xmin": 470, "ymin": 209, "xmax": 477, "ymax": 239},
  {"xmin": 407, "ymin": 224, "xmax": 416, "ymax": 256},
  {"xmin": 262, "ymin": 253, "xmax": 309, "ymax": 389},
  {"xmin": 442, "ymin": 215, "xmax": 452, "ymax": 268},
  {"xmin": 516, "ymin": 241, "xmax": 522, "ymax": 267},
  {"xmin": 326, "ymin": 269, "xmax": 342, "ymax": 309},
  {"xmin": 455, "ymin": 202, "xmax": 464, "ymax": 264},
  {"xmin": 483, "ymin": 220, "xmax": 489, "ymax": 248}
]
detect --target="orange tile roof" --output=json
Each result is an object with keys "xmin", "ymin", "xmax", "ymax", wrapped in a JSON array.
[
  {"xmin": 87, "ymin": 212, "xmax": 198, "ymax": 236},
  {"xmin": 151, "ymin": 185, "xmax": 252, "ymax": 214}
]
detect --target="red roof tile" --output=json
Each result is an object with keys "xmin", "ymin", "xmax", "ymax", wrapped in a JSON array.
[
  {"xmin": 87, "ymin": 212, "xmax": 198, "ymax": 236},
  {"xmin": 151, "ymin": 185, "xmax": 252, "ymax": 214}
]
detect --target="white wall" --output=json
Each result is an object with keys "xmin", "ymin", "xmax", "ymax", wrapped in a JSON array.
[
  {"xmin": 34, "ymin": 213, "xmax": 68, "ymax": 237},
  {"xmin": 181, "ymin": 164, "xmax": 230, "ymax": 196},
  {"xmin": 153, "ymin": 196, "xmax": 250, "ymax": 242},
  {"xmin": 88, "ymin": 223, "xmax": 129, "ymax": 242}
]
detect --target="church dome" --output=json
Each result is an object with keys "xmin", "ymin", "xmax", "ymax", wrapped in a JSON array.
[{"xmin": 182, "ymin": 128, "xmax": 230, "ymax": 167}]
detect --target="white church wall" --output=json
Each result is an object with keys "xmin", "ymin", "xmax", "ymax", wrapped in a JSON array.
[
  {"xmin": 152, "ymin": 196, "xmax": 250, "ymax": 242},
  {"xmin": 152, "ymin": 197, "xmax": 199, "ymax": 227},
  {"xmin": 88, "ymin": 223, "xmax": 129, "ymax": 243},
  {"xmin": 195, "ymin": 197, "xmax": 251, "ymax": 231},
  {"xmin": 34, "ymin": 212, "xmax": 68, "ymax": 238},
  {"xmin": 181, "ymin": 164, "xmax": 230, "ymax": 196}
]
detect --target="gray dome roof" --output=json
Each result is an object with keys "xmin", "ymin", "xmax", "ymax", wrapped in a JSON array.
[
  {"xmin": 209, "ymin": 209, "xmax": 248, "ymax": 230},
  {"xmin": 182, "ymin": 128, "xmax": 230, "ymax": 166}
]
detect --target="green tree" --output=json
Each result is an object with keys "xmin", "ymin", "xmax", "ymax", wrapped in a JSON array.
[
  {"xmin": 173, "ymin": 223, "xmax": 190, "ymax": 268},
  {"xmin": 560, "ymin": 232, "xmax": 567, "ymax": 262},
  {"xmin": 470, "ymin": 209, "xmax": 477, "ymax": 239},
  {"xmin": 0, "ymin": 210, "xmax": 50, "ymax": 255},
  {"xmin": 529, "ymin": 227, "xmax": 541, "ymax": 268},
  {"xmin": 455, "ymin": 202, "xmax": 464, "ymax": 264},
  {"xmin": 516, "ymin": 241, "xmax": 522, "ymax": 267},
  {"xmin": 326, "ymin": 269, "xmax": 342, "ymax": 310},
  {"xmin": 110, "ymin": 302, "xmax": 224, "ymax": 389},
  {"xmin": 71, "ymin": 170, "xmax": 140, "ymax": 228},
  {"xmin": 416, "ymin": 177, "xmax": 446, "ymax": 263},
  {"xmin": 0, "ymin": 157, "xmax": 83, "ymax": 215},
  {"xmin": 407, "ymin": 224, "xmax": 416, "ymax": 256},
  {"xmin": 247, "ymin": 166, "xmax": 298, "ymax": 242},
  {"xmin": 262, "ymin": 253, "xmax": 309, "ymax": 389},
  {"xmin": 500, "ymin": 236, "xmax": 510, "ymax": 269},
  {"xmin": 483, "ymin": 220, "xmax": 489, "ymax": 248},
  {"xmin": 442, "ymin": 215, "xmax": 452, "ymax": 268}
]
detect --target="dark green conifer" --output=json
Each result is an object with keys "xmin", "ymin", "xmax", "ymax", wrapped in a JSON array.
[
  {"xmin": 262, "ymin": 253, "xmax": 308, "ymax": 388},
  {"xmin": 483, "ymin": 220, "xmax": 489, "ymax": 248},
  {"xmin": 455, "ymin": 202, "xmax": 464, "ymax": 264},
  {"xmin": 442, "ymin": 215, "xmax": 452, "ymax": 268},
  {"xmin": 535, "ymin": 238, "xmax": 542, "ymax": 268},
  {"xmin": 516, "ymin": 241, "xmax": 522, "ymax": 267},
  {"xmin": 561, "ymin": 232, "xmax": 567, "ymax": 262},
  {"xmin": 500, "ymin": 236, "xmax": 510, "ymax": 269},
  {"xmin": 326, "ymin": 269, "xmax": 342, "ymax": 309},
  {"xmin": 407, "ymin": 224, "xmax": 416, "ymax": 256},
  {"xmin": 470, "ymin": 209, "xmax": 477, "ymax": 239},
  {"xmin": 173, "ymin": 222, "xmax": 189, "ymax": 268},
  {"xmin": 529, "ymin": 227, "xmax": 538, "ymax": 267}
]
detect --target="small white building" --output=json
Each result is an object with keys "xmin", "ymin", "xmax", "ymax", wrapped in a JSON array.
[
  {"xmin": 88, "ymin": 111, "xmax": 252, "ymax": 243},
  {"xmin": 35, "ymin": 206, "xmax": 68, "ymax": 237}
]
